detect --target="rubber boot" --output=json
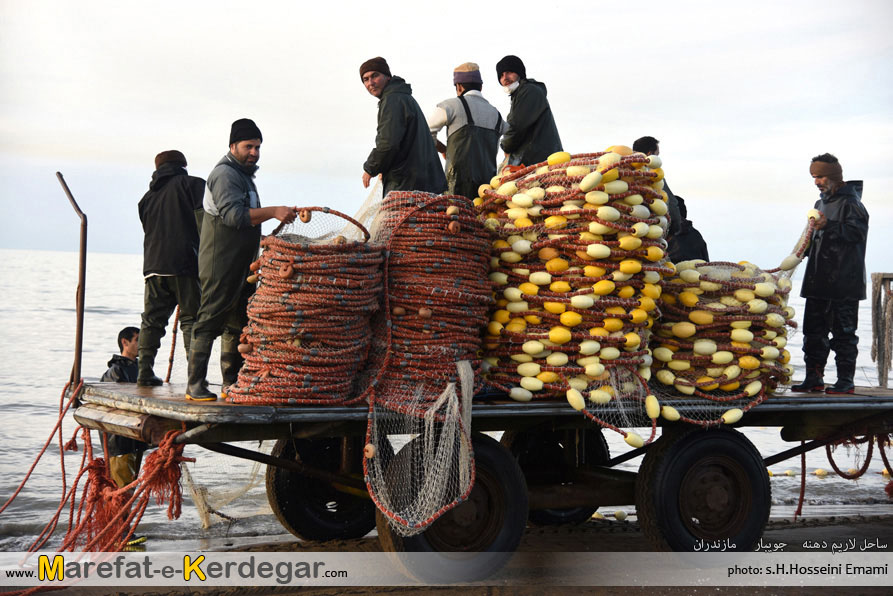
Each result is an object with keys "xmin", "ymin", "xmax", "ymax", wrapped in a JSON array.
[
  {"xmin": 220, "ymin": 351, "xmax": 244, "ymax": 398},
  {"xmin": 186, "ymin": 338, "xmax": 217, "ymax": 401},
  {"xmin": 137, "ymin": 349, "xmax": 163, "ymax": 387},
  {"xmin": 791, "ymin": 365, "xmax": 824, "ymax": 393},
  {"xmin": 826, "ymin": 360, "xmax": 856, "ymax": 394}
]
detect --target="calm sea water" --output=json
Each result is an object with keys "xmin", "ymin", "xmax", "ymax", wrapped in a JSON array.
[{"xmin": 0, "ymin": 248, "xmax": 890, "ymax": 551}]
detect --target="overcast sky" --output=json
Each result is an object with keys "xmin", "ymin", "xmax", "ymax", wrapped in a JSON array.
[{"xmin": 1, "ymin": 0, "xmax": 890, "ymax": 276}]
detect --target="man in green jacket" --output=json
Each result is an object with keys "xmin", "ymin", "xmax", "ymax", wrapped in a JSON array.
[
  {"xmin": 186, "ymin": 119, "xmax": 298, "ymax": 401},
  {"xmin": 360, "ymin": 57, "xmax": 446, "ymax": 195},
  {"xmin": 496, "ymin": 55, "xmax": 563, "ymax": 167}
]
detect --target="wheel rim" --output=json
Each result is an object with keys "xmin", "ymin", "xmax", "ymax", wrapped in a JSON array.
[
  {"xmin": 422, "ymin": 465, "xmax": 505, "ymax": 551},
  {"xmin": 678, "ymin": 455, "xmax": 751, "ymax": 538}
]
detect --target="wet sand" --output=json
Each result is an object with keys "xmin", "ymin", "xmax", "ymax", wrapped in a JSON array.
[{"xmin": 34, "ymin": 514, "xmax": 891, "ymax": 596}]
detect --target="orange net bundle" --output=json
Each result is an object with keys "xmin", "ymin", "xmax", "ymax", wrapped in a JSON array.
[
  {"xmin": 474, "ymin": 149, "xmax": 674, "ymax": 446},
  {"xmin": 363, "ymin": 191, "xmax": 493, "ymax": 536},
  {"xmin": 226, "ymin": 207, "xmax": 384, "ymax": 405}
]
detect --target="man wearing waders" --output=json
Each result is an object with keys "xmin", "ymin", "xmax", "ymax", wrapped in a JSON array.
[
  {"xmin": 792, "ymin": 153, "xmax": 869, "ymax": 395},
  {"xmin": 496, "ymin": 55, "xmax": 562, "ymax": 168},
  {"xmin": 360, "ymin": 56, "xmax": 446, "ymax": 195},
  {"xmin": 427, "ymin": 62, "xmax": 508, "ymax": 199},
  {"xmin": 186, "ymin": 119, "xmax": 298, "ymax": 401},
  {"xmin": 136, "ymin": 150, "xmax": 204, "ymax": 386}
]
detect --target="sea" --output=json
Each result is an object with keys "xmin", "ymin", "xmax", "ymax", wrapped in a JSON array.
[{"xmin": 0, "ymin": 248, "xmax": 890, "ymax": 552}]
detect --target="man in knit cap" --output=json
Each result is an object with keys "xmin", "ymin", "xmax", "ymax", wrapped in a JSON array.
[
  {"xmin": 135, "ymin": 150, "xmax": 205, "ymax": 386},
  {"xmin": 427, "ymin": 62, "xmax": 508, "ymax": 199},
  {"xmin": 496, "ymin": 55, "xmax": 562, "ymax": 167},
  {"xmin": 360, "ymin": 56, "xmax": 446, "ymax": 195},
  {"xmin": 792, "ymin": 153, "xmax": 869, "ymax": 395},
  {"xmin": 186, "ymin": 118, "xmax": 298, "ymax": 401}
]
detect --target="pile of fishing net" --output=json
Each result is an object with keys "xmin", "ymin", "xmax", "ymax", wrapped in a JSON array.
[
  {"xmin": 475, "ymin": 149, "xmax": 675, "ymax": 446},
  {"xmin": 226, "ymin": 207, "xmax": 384, "ymax": 405},
  {"xmin": 363, "ymin": 191, "xmax": 493, "ymax": 536},
  {"xmin": 647, "ymin": 210, "xmax": 814, "ymax": 424}
]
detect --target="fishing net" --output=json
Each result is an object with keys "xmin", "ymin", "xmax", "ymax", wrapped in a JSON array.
[
  {"xmin": 363, "ymin": 191, "xmax": 493, "ymax": 536},
  {"xmin": 226, "ymin": 207, "xmax": 384, "ymax": 404},
  {"xmin": 476, "ymin": 149, "xmax": 674, "ymax": 447},
  {"xmin": 647, "ymin": 210, "xmax": 819, "ymax": 424},
  {"xmin": 650, "ymin": 261, "xmax": 796, "ymax": 423}
]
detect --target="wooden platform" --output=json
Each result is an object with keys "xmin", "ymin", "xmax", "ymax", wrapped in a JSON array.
[{"xmin": 77, "ymin": 379, "xmax": 893, "ymax": 435}]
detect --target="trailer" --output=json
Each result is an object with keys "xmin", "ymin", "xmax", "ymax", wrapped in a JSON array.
[{"xmin": 71, "ymin": 380, "xmax": 893, "ymax": 579}]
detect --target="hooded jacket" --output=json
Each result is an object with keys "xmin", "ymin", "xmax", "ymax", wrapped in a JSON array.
[
  {"xmin": 100, "ymin": 354, "xmax": 138, "ymax": 383},
  {"xmin": 801, "ymin": 181, "xmax": 869, "ymax": 301},
  {"xmin": 138, "ymin": 163, "xmax": 205, "ymax": 277},
  {"xmin": 364, "ymin": 76, "xmax": 447, "ymax": 195},
  {"xmin": 501, "ymin": 79, "xmax": 562, "ymax": 166}
]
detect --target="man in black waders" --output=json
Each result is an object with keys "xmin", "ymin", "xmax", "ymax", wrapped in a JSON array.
[
  {"xmin": 136, "ymin": 150, "xmax": 205, "ymax": 386},
  {"xmin": 792, "ymin": 153, "xmax": 869, "ymax": 395},
  {"xmin": 360, "ymin": 56, "xmax": 446, "ymax": 194},
  {"xmin": 186, "ymin": 119, "xmax": 298, "ymax": 401},
  {"xmin": 427, "ymin": 62, "xmax": 507, "ymax": 199},
  {"xmin": 496, "ymin": 55, "xmax": 562, "ymax": 167}
]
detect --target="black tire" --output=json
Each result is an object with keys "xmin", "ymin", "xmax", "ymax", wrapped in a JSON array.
[
  {"xmin": 503, "ymin": 427, "xmax": 609, "ymax": 525},
  {"xmin": 266, "ymin": 437, "xmax": 378, "ymax": 541},
  {"xmin": 376, "ymin": 432, "xmax": 528, "ymax": 583},
  {"xmin": 635, "ymin": 427, "xmax": 770, "ymax": 551}
]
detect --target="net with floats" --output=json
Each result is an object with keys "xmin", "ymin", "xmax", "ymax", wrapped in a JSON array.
[
  {"xmin": 363, "ymin": 191, "xmax": 493, "ymax": 536},
  {"xmin": 476, "ymin": 149, "xmax": 674, "ymax": 447},
  {"xmin": 226, "ymin": 207, "xmax": 384, "ymax": 405},
  {"xmin": 646, "ymin": 210, "xmax": 821, "ymax": 424}
]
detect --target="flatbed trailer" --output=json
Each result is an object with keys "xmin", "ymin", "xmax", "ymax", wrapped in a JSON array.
[{"xmin": 72, "ymin": 381, "xmax": 893, "ymax": 579}]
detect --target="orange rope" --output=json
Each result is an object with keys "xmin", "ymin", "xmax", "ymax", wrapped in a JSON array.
[{"xmin": 164, "ymin": 305, "xmax": 180, "ymax": 383}]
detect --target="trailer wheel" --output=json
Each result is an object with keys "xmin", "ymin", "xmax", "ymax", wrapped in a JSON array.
[
  {"xmin": 502, "ymin": 428, "xmax": 609, "ymax": 525},
  {"xmin": 266, "ymin": 437, "xmax": 376, "ymax": 541},
  {"xmin": 376, "ymin": 432, "xmax": 528, "ymax": 583},
  {"xmin": 635, "ymin": 427, "xmax": 770, "ymax": 551}
]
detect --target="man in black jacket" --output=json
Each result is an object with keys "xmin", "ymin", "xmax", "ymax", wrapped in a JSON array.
[
  {"xmin": 360, "ymin": 57, "xmax": 446, "ymax": 195},
  {"xmin": 136, "ymin": 150, "xmax": 205, "ymax": 386},
  {"xmin": 496, "ymin": 55, "xmax": 562, "ymax": 167},
  {"xmin": 667, "ymin": 196, "xmax": 709, "ymax": 263},
  {"xmin": 792, "ymin": 153, "xmax": 869, "ymax": 394},
  {"xmin": 100, "ymin": 327, "xmax": 148, "ymax": 488},
  {"xmin": 632, "ymin": 136, "xmax": 682, "ymax": 242}
]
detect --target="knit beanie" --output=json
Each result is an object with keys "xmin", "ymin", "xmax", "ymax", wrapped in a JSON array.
[
  {"xmin": 229, "ymin": 118, "xmax": 263, "ymax": 145},
  {"xmin": 809, "ymin": 158, "xmax": 843, "ymax": 182},
  {"xmin": 154, "ymin": 150, "xmax": 187, "ymax": 170},
  {"xmin": 496, "ymin": 55, "xmax": 526, "ymax": 80},
  {"xmin": 453, "ymin": 62, "xmax": 482, "ymax": 85},
  {"xmin": 360, "ymin": 57, "xmax": 391, "ymax": 79}
]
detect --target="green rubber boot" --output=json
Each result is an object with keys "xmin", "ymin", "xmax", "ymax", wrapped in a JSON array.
[{"xmin": 186, "ymin": 338, "xmax": 217, "ymax": 401}]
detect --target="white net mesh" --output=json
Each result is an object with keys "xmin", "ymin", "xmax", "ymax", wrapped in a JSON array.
[{"xmin": 362, "ymin": 191, "xmax": 492, "ymax": 536}]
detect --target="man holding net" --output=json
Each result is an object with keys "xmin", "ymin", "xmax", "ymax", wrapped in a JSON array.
[
  {"xmin": 793, "ymin": 153, "xmax": 869, "ymax": 395},
  {"xmin": 186, "ymin": 119, "xmax": 298, "ymax": 401}
]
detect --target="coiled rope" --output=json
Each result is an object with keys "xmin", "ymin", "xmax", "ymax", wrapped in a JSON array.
[
  {"xmin": 226, "ymin": 207, "xmax": 384, "ymax": 405},
  {"xmin": 362, "ymin": 191, "xmax": 492, "ymax": 535}
]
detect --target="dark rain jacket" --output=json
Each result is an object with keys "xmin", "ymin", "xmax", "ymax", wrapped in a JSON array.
[
  {"xmin": 668, "ymin": 219, "xmax": 710, "ymax": 263},
  {"xmin": 501, "ymin": 79, "xmax": 562, "ymax": 166},
  {"xmin": 138, "ymin": 163, "xmax": 205, "ymax": 277},
  {"xmin": 364, "ymin": 76, "xmax": 447, "ymax": 195},
  {"xmin": 801, "ymin": 181, "xmax": 869, "ymax": 301},
  {"xmin": 443, "ymin": 94, "xmax": 505, "ymax": 198},
  {"xmin": 100, "ymin": 355, "xmax": 138, "ymax": 383}
]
